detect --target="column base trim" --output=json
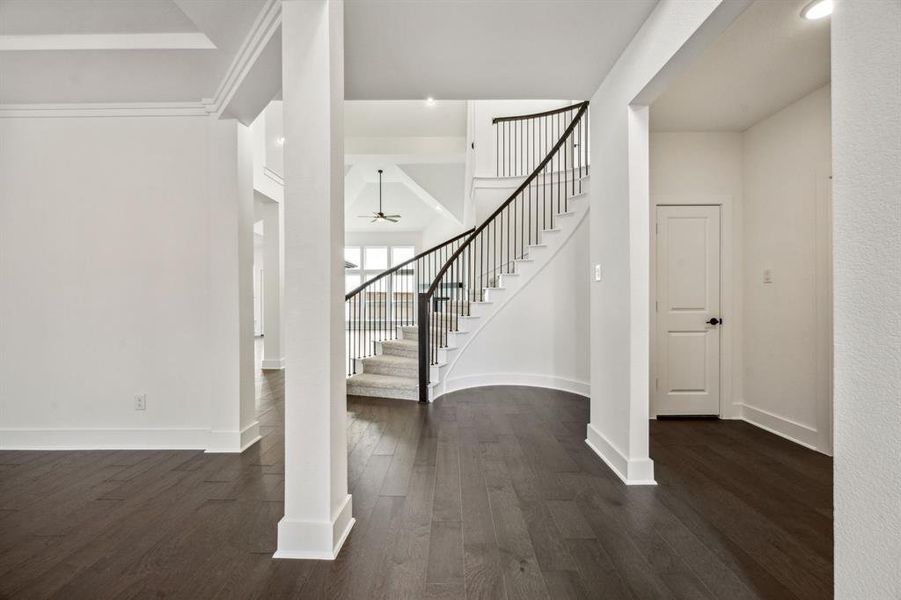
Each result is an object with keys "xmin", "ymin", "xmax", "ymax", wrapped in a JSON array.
[
  {"xmin": 585, "ymin": 423, "xmax": 656, "ymax": 486},
  {"xmin": 274, "ymin": 494, "xmax": 354, "ymax": 560},
  {"xmin": 206, "ymin": 420, "xmax": 261, "ymax": 453},
  {"xmin": 261, "ymin": 357, "xmax": 286, "ymax": 370}
]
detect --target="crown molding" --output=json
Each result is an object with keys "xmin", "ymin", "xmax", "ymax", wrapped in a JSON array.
[
  {"xmin": 0, "ymin": 0, "xmax": 281, "ymax": 120},
  {"xmin": 0, "ymin": 32, "xmax": 216, "ymax": 51},
  {"xmin": 206, "ymin": 0, "xmax": 281, "ymax": 119},
  {"xmin": 0, "ymin": 102, "xmax": 211, "ymax": 118},
  {"xmin": 263, "ymin": 166, "xmax": 285, "ymax": 186}
]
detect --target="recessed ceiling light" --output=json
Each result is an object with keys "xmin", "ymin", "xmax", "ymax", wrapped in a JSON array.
[
  {"xmin": 425, "ymin": 97, "xmax": 436, "ymax": 107},
  {"xmin": 802, "ymin": 0, "xmax": 832, "ymax": 20}
]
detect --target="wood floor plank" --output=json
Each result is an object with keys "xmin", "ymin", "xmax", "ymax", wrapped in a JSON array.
[
  {"xmin": 0, "ymin": 349, "xmax": 833, "ymax": 600},
  {"xmin": 427, "ymin": 520, "xmax": 464, "ymax": 585}
]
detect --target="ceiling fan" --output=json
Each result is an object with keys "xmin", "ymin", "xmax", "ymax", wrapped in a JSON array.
[{"xmin": 358, "ymin": 169, "xmax": 401, "ymax": 223}]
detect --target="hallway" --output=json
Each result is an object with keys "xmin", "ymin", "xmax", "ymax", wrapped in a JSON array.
[{"xmin": 0, "ymin": 363, "xmax": 832, "ymax": 599}]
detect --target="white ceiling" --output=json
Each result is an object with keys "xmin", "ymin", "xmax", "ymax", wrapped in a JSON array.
[
  {"xmin": 347, "ymin": 178, "xmax": 446, "ymax": 233},
  {"xmin": 0, "ymin": 0, "xmax": 658, "ymax": 105},
  {"xmin": 398, "ymin": 163, "xmax": 465, "ymax": 222},
  {"xmin": 342, "ymin": 100, "xmax": 465, "ymax": 233},
  {"xmin": 650, "ymin": 0, "xmax": 831, "ymax": 132},
  {"xmin": 0, "ymin": 0, "xmax": 266, "ymax": 104},
  {"xmin": 345, "ymin": 100, "xmax": 466, "ymax": 137},
  {"xmin": 344, "ymin": 0, "xmax": 657, "ymax": 100}
]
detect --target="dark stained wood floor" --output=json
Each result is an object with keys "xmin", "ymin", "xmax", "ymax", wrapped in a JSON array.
[{"xmin": 0, "ymin": 369, "xmax": 833, "ymax": 599}]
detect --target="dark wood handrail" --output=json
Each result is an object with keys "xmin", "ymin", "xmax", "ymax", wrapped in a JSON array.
[
  {"xmin": 492, "ymin": 102, "xmax": 581, "ymax": 124},
  {"xmin": 425, "ymin": 101, "xmax": 588, "ymax": 298},
  {"xmin": 344, "ymin": 227, "xmax": 474, "ymax": 301}
]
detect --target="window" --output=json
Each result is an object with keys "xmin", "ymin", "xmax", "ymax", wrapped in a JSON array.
[
  {"xmin": 344, "ymin": 246, "xmax": 360, "ymax": 270},
  {"xmin": 392, "ymin": 246, "xmax": 415, "ymax": 267},
  {"xmin": 345, "ymin": 243, "xmax": 419, "ymax": 325},
  {"xmin": 364, "ymin": 247, "xmax": 388, "ymax": 271}
]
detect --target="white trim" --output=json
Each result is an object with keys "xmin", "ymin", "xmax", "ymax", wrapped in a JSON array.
[
  {"xmin": 0, "ymin": 427, "xmax": 208, "ymax": 450},
  {"xmin": 263, "ymin": 167, "xmax": 284, "ymax": 187},
  {"xmin": 207, "ymin": 0, "xmax": 281, "ymax": 120},
  {"xmin": 206, "ymin": 420, "xmax": 262, "ymax": 453},
  {"xmin": 0, "ymin": 0, "xmax": 281, "ymax": 120},
  {"xmin": 650, "ymin": 194, "xmax": 740, "ymax": 420},
  {"xmin": 240, "ymin": 421, "xmax": 262, "ymax": 452},
  {"xmin": 274, "ymin": 494, "xmax": 355, "ymax": 560},
  {"xmin": 0, "ymin": 33, "xmax": 216, "ymax": 51},
  {"xmin": 585, "ymin": 423, "xmax": 656, "ymax": 485},
  {"xmin": 261, "ymin": 357, "xmax": 286, "ymax": 370},
  {"xmin": 0, "ymin": 102, "xmax": 210, "ymax": 119},
  {"xmin": 739, "ymin": 403, "xmax": 819, "ymax": 451},
  {"xmin": 439, "ymin": 373, "xmax": 589, "ymax": 399}
]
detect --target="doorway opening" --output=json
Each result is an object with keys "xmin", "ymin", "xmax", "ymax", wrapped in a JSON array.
[{"xmin": 649, "ymin": 0, "xmax": 833, "ymax": 456}]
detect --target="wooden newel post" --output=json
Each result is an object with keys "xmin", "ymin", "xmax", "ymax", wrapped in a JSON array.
[{"xmin": 417, "ymin": 292, "xmax": 430, "ymax": 403}]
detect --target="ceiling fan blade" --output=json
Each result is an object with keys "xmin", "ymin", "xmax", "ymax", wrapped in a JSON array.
[
  {"xmin": 358, "ymin": 214, "xmax": 376, "ymax": 218},
  {"xmin": 370, "ymin": 218, "xmax": 379, "ymax": 223},
  {"xmin": 384, "ymin": 215, "xmax": 401, "ymax": 219},
  {"xmin": 385, "ymin": 217, "xmax": 400, "ymax": 223}
]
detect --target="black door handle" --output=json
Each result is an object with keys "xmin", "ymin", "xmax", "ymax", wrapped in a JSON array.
[{"xmin": 706, "ymin": 317, "xmax": 722, "ymax": 326}]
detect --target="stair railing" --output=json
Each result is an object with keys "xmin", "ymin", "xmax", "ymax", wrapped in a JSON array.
[
  {"xmin": 344, "ymin": 227, "xmax": 473, "ymax": 376},
  {"xmin": 416, "ymin": 101, "xmax": 589, "ymax": 402}
]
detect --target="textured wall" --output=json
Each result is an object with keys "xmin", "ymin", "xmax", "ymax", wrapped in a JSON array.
[{"xmin": 832, "ymin": 0, "xmax": 901, "ymax": 597}]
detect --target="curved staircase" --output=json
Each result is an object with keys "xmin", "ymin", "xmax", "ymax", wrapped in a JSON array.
[{"xmin": 346, "ymin": 101, "xmax": 589, "ymax": 402}]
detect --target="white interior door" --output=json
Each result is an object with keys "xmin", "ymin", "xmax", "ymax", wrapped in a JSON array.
[{"xmin": 655, "ymin": 205, "xmax": 721, "ymax": 415}]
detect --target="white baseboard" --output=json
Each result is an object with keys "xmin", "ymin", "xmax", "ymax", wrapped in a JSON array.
[
  {"xmin": 0, "ymin": 422, "xmax": 263, "ymax": 452},
  {"xmin": 239, "ymin": 421, "xmax": 262, "ymax": 452},
  {"xmin": 274, "ymin": 494, "xmax": 355, "ymax": 560},
  {"xmin": 739, "ymin": 403, "xmax": 819, "ymax": 451},
  {"xmin": 438, "ymin": 373, "xmax": 590, "ymax": 399},
  {"xmin": 585, "ymin": 423, "xmax": 656, "ymax": 485},
  {"xmin": 261, "ymin": 357, "xmax": 285, "ymax": 370},
  {"xmin": 206, "ymin": 420, "xmax": 262, "ymax": 453},
  {"xmin": 0, "ymin": 427, "xmax": 209, "ymax": 451}
]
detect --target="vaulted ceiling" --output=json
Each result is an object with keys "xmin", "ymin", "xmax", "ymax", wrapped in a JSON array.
[{"xmin": 344, "ymin": 100, "xmax": 466, "ymax": 233}]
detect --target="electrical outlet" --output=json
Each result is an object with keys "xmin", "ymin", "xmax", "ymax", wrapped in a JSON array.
[{"xmin": 135, "ymin": 394, "xmax": 146, "ymax": 411}]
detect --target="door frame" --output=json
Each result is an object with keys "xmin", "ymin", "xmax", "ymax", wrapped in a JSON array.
[{"xmin": 650, "ymin": 195, "xmax": 739, "ymax": 419}]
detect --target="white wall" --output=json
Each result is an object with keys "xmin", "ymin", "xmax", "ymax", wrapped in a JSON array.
[
  {"xmin": 742, "ymin": 85, "xmax": 832, "ymax": 453},
  {"xmin": 649, "ymin": 87, "xmax": 833, "ymax": 454},
  {"xmin": 0, "ymin": 115, "xmax": 257, "ymax": 451},
  {"xmin": 469, "ymin": 100, "xmax": 574, "ymax": 178},
  {"xmin": 649, "ymin": 131, "xmax": 744, "ymax": 419},
  {"xmin": 586, "ymin": 0, "xmax": 743, "ymax": 485},
  {"xmin": 442, "ymin": 216, "xmax": 590, "ymax": 394},
  {"xmin": 832, "ymin": 0, "xmax": 901, "ymax": 597},
  {"xmin": 253, "ymin": 234, "xmax": 264, "ymax": 336},
  {"xmin": 250, "ymin": 101, "xmax": 285, "ymax": 203},
  {"xmin": 344, "ymin": 231, "xmax": 422, "ymax": 252}
]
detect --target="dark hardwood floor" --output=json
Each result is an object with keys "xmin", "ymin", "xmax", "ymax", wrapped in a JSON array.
[{"xmin": 0, "ymin": 367, "xmax": 833, "ymax": 599}]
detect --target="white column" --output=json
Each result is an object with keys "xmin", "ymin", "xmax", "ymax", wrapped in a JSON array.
[
  {"xmin": 207, "ymin": 118, "xmax": 260, "ymax": 453},
  {"xmin": 585, "ymin": 0, "xmax": 744, "ymax": 485},
  {"xmin": 261, "ymin": 199, "xmax": 284, "ymax": 370},
  {"xmin": 833, "ymin": 0, "xmax": 901, "ymax": 596},
  {"xmin": 275, "ymin": 0, "xmax": 353, "ymax": 560}
]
